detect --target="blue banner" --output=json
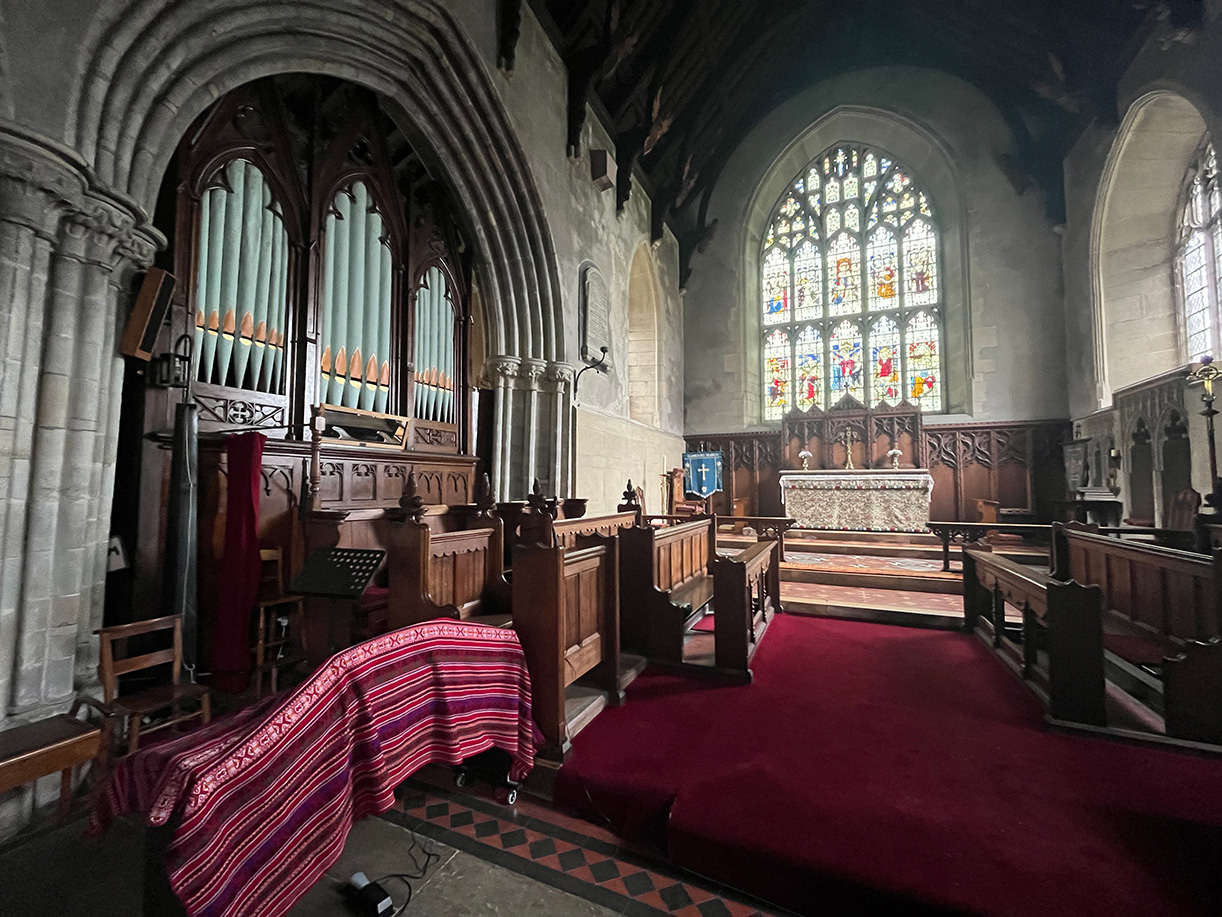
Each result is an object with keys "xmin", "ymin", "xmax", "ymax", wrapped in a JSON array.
[{"xmin": 683, "ymin": 451, "xmax": 723, "ymax": 499}]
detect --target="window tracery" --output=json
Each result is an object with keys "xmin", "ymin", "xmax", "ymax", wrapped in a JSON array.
[{"xmin": 761, "ymin": 143, "xmax": 944, "ymax": 419}]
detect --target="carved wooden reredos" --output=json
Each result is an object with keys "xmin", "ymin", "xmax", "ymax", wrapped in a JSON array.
[{"xmin": 783, "ymin": 398, "xmax": 924, "ymax": 470}]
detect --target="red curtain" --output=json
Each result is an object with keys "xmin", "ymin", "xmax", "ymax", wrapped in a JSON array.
[{"xmin": 208, "ymin": 431, "xmax": 266, "ymax": 693}]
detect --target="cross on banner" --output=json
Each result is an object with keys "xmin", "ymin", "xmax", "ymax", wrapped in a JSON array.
[{"xmin": 683, "ymin": 451, "xmax": 723, "ymax": 500}]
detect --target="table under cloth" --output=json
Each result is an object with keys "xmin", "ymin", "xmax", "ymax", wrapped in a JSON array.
[
  {"xmin": 88, "ymin": 620, "xmax": 535, "ymax": 917},
  {"xmin": 779, "ymin": 469, "xmax": 935, "ymax": 532}
]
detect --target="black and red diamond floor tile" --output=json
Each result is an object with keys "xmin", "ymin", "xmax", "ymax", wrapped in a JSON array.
[{"xmin": 389, "ymin": 778, "xmax": 788, "ymax": 917}]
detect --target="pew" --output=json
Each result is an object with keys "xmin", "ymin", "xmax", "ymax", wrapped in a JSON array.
[
  {"xmin": 518, "ymin": 506, "xmax": 638, "ymax": 551},
  {"xmin": 386, "ymin": 480, "xmax": 512, "ymax": 629},
  {"xmin": 1050, "ymin": 522, "xmax": 1222, "ymax": 744},
  {"xmin": 619, "ymin": 516, "xmax": 716, "ymax": 661},
  {"xmin": 711, "ymin": 539, "xmax": 780, "ymax": 680},
  {"xmin": 512, "ymin": 534, "xmax": 621, "ymax": 758},
  {"xmin": 963, "ymin": 544, "xmax": 1106, "ymax": 726}
]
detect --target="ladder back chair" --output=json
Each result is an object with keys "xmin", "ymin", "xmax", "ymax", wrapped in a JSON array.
[
  {"xmin": 95, "ymin": 614, "xmax": 210, "ymax": 753},
  {"xmin": 252, "ymin": 548, "xmax": 308, "ymax": 696}
]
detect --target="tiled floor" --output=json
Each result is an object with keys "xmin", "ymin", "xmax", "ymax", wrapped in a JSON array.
[
  {"xmin": 390, "ymin": 778, "xmax": 786, "ymax": 917},
  {"xmin": 0, "ymin": 775, "xmax": 786, "ymax": 917}
]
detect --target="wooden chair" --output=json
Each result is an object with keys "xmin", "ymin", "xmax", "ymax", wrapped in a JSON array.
[
  {"xmin": 95, "ymin": 614, "xmax": 211, "ymax": 753},
  {"xmin": 0, "ymin": 696, "xmax": 113, "ymax": 818},
  {"xmin": 1165, "ymin": 486, "xmax": 1201, "ymax": 531},
  {"xmin": 252, "ymin": 548, "xmax": 308, "ymax": 696}
]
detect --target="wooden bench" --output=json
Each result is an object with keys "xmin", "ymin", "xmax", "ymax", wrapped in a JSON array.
[
  {"xmin": 619, "ymin": 517, "xmax": 716, "ymax": 662},
  {"xmin": 513, "ymin": 533, "xmax": 621, "ymax": 759},
  {"xmin": 963, "ymin": 544, "xmax": 1106, "ymax": 726},
  {"xmin": 518, "ymin": 507, "xmax": 639, "ymax": 551},
  {"xmin": 386, "ymin": 486, "xmax": 512, "ymax": 629},
  {"xmin": 711, "ymin": 539, "xmax": 780, "ymax": 680},
  {"xmin": 1050, "ymin": 522, "xmax": 1222, "ymax": 744},
  {"xmin": 0, "ymin": 697, "xmax": 113, "ymax": 819}
]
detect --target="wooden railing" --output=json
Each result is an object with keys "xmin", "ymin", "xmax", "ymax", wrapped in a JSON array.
[
  {"xmin": 711, "ymin": 540, "xmax": 779, "ymax": 680},
  {"xmin": 963, "ymin": 545, "xmax": 1106, "ymax": 726},
  {"xmin": 512, "ymin": 534, "xmax": 620, "ymax": 759},
  {"xmin": 929, "ymin": 521, "xmax": 1200, "ymax": 572},
  {"xmin": 619, "ymin": 517, "xmax": 716, "ymax": 661}
]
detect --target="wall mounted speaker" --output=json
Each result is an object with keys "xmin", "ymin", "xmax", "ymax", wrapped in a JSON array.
[{"xmin": 119, "ymin": 267, "xmax": 176, "ymax": 361}]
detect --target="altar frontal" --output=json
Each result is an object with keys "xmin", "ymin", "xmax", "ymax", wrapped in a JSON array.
[{"xmin": 780, "ymin": 469, "xmax": 935, "ymax": 532}]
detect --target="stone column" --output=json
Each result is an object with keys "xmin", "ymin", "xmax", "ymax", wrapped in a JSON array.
[
  {"xmin": 486, "ymin": 356, "xmax": 520, "ymax": 502},
  {"xmin": 0, "ymin": 132, "xmax": 86, "ymax": 719},
  {"xmin": 541, "ymin": 362, "xmax": 574, "ymax": 497}
]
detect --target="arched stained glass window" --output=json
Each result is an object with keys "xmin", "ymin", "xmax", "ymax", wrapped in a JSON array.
[
  {"xmin": 761, "ymin": 143, "xmax": 944, "ymax": 419},
  {"xmin": 1177, "ymin": 140, "xmax": 1222, "ymax": 362}
]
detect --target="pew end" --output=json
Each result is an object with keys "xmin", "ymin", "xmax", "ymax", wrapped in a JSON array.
[{"xmin": 1163, "ymin": 637, "xmax": 1222, "ymax": 745}]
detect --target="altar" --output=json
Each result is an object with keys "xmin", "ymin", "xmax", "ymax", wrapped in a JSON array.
[{"xmin": 779, "ymin": 469, "xmax": 935, "ymax": 533}]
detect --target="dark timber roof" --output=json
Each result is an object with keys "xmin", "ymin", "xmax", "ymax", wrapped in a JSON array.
[{"xmin": 520, "ymin": 0, "xmax": 1204, "ymax": 275}]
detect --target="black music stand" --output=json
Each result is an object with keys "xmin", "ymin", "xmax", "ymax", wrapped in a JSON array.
[{"xmin": 290, "ymin": 547, "xmax": 386, "ymax": 655}]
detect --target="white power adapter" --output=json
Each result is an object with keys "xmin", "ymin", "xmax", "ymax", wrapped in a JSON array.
[{"xmin": 349, "ymin": 871, "xmax": 394, "ymax": 915}]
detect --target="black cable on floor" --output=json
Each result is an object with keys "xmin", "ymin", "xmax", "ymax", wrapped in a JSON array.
[{"xmin": 373, "ymin": 827, "xmax": 441, "ymax": 915}]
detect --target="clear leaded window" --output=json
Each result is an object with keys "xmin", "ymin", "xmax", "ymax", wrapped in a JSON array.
[
  {"xmin": 1177, "ymin": 141, "xmax": 1222, "ymax": 362},
  {"xmin": 761, "ymin": 144, "xmax": 944, "ymax": 420}
]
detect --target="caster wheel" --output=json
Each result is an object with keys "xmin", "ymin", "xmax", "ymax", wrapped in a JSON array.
[
  {"xmin": 506, "ymin": 789, "xmax": 518, "ymax": 805},
  {"xmin": 454, "ymin": 771, "xmax": 468, "ymax": 788}
]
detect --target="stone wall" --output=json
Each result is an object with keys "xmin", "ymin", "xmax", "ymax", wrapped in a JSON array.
[
  {"xmin": 683, "ymin": 67, "xmax": 1069, "ymax": 433},
  {"xmin": 1061, "ymin": 9, "xmax": 1222, "ymax": 520},
  {"xmin": 574, "ymin": 406, "xmax": 686, "ymax": 516},
  {"xmin": 0, "ymin": 0, "xmax": 684, "ymax": 833}
]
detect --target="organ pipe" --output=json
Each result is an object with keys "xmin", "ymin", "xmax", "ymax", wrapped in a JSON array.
[{"xmin": 193, "ymin": 160, "xmax": 289, "ymax": 394}]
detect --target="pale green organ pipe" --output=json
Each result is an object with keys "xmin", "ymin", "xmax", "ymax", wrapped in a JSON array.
[
  {"xmin": 230, "ymin": 161, "xmax": 264, "ymax": 390},
  {"xmin": 344, "ymin": 183, "xmax": 367, "ymax": 408},
  {"xmin": 193, "ymin": 186, "xmax": 211, "ymax": 382},
  {"xmin": 375, "ymin": 244, "xmax": 392, "ymax": 414},
  {"xmin": 246, "ymin": 181, "xmax": 274, "ymax": 392},
  {"xmin": 361, "ymin": 201, "xmax": 382, "ymax": 412},
  {"xmin": 215, "ymin": 162, "xmax": 245, "ymax": 387}
]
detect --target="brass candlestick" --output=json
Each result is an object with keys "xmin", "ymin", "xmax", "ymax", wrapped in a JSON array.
[
  {"xmin": 1188, "ymin": 355, "xmax": 1222, "ymax": 506},
  {"xmin": 835, "ymin": 430, "xmax": 858, "ymax": 470}
]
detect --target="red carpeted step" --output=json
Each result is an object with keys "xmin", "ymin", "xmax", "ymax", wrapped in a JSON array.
[{"xmin": 555, "ymin": 615, "xmax": 1222, "ymax": 917}]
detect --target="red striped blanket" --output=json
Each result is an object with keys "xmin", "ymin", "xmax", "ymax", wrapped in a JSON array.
[{"xmin": 88, "ymin": 621, "xmax": 535, "ymax": 917}]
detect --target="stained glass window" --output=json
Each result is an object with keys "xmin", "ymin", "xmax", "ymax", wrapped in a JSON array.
[
  {"xmin": 906, "ymin": 312, "xmax": 941, "ymax": 412},
  {"xmin": 829, "ymin": 320, "xmax": 864, "ymax": 404},
  {"xmin": 759, "ymin": 143, "xmax": 944, "ymax": 416},
  {"xmin": 870, "ymin": 315, "xmax": 901, "ymax": 406},
  {"xmin": 1177, "ymin": 139, "xmax": 1222, "ymax": 363},
  {"xmin": 796, "ymin": 326, "xmax": 823, "ymax": 410},
  {"xmin": 764, "ymin": 329, "xmax": 791, "ymax": 420}
]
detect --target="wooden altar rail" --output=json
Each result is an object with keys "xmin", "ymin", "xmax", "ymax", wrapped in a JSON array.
[
  {"xmin": 642, "ymin": 514, "xmax": 796, "ymax": 561},
  {"xmin": 518, "ymin": 511, "xmax": 639, "ymax": 551},
  {"xmin": 929, "ymin": 522, "xmax": 1198, "ymax": 572},
  {"xmin": 387, "ymin": 509, "xmax": 511, "ymax": 629},
  {"xmin": 712, "ymin": 540, "xmax": 779, "ymax": 681},
  {"xmin": 513, "ymin": 534, "xmax": 621, "ymax": 759},
  {"xmin": 963, "ymin": 546, "xmax": 1107, "ymax": 726},
  {"xmin": 620, "ymin": 517, "xmax": 716, "ymax": 661}
]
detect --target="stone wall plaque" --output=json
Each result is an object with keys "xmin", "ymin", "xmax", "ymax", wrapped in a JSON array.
[{"xmin": 580, "ymin": 263, "xmax": 611, "ymax": 367}]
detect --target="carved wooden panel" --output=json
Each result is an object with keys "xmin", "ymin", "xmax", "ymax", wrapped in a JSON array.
[{"xmin": 687, "ymin": 419, "xmax": 1070, "ymax": 523}]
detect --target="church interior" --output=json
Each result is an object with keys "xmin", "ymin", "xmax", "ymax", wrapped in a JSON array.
[{"xmin": 3, "ymin": 1, "xmax": 1222, "ymax": 915}]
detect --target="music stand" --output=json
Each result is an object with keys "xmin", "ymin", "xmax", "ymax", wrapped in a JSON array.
[{"xmin": 290, "ymin": 548, "xmax": 386, "ymax": 657}]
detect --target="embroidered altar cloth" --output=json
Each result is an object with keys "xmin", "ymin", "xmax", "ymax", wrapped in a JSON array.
[
  {"xmin": 780, "ymin": 469, "xmax": 935, "ymax": 533},
  {"xmin": 88, "ymin": 621, "xmax": 535, "ymax": 917}
]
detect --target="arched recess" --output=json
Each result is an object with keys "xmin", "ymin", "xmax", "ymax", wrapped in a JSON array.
[
  {"xmin": 628, "ymin": 243, "xmax": 661, "ymax": 426},
  {"xmin": 66, "ymin": 0, "xmax": 569, "ymax": 496},
  {"xmin": 1092, "ymin": 90, "xmax": 1208, "ymax": 403},
  {"xmin": 738, "ymin": 106, "xmax": 970, "ymax": 422}
]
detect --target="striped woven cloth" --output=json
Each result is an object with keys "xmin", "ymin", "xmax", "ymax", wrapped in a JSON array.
[{"xmin": 88, "ymin": 620, "xmax": 535, "ymax": 917}]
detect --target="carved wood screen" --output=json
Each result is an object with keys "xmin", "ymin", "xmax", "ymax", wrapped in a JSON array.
[
  {"xmin": 686, "ymin": 418, "xmax": 1070, "ymax": 522},
  {"xmin": 782, "ymin": 399, "xmax": 924, "ymax": 471}
]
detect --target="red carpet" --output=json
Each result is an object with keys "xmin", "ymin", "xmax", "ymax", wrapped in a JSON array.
[{"xmin": 554, "ymin": 615, "xmax": 1222, "ymax": 916}]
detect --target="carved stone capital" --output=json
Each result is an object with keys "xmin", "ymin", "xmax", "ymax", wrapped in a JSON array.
[
  {"xmin": 518, "ymin": 357, "xmax": 548, "ymax": 385},
  {"xmin": 539, "ymin": 361, "xmax": 574, "ymax": 394},
  {"xmin": 485, "ymin": 355, "xmax": 521, "ymax": 385},
  {"xmin": 0, "ymin": 128, "xmax": 87, "ymax": 238}
]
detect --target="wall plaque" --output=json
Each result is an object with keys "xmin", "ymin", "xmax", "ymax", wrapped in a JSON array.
[{"xmin": 580, "ymin": 264, "xmax": 612, "ymax": 367}]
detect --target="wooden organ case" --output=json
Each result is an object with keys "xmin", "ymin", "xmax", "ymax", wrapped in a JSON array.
[{"xmin": 145, "ymin": 76, "xmax": 478, "ymax": 641}]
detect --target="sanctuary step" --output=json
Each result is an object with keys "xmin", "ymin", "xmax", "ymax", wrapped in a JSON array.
[
  {"xmin": 721, "ymin": 531, "xmax": 1048, "ymax": 565},
  {"xmin": 781, "ymin": 582, "xmax": 1015, "ymax": 630}
]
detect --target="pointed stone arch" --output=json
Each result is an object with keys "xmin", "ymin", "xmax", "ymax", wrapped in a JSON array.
[
  {"xmin": 66, "ymin": 0, "xmax": 570, "ymax": 497},
  {"xmin": 1092, "ymin": 90, "xmax": 1208, "ymax": 405}
]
